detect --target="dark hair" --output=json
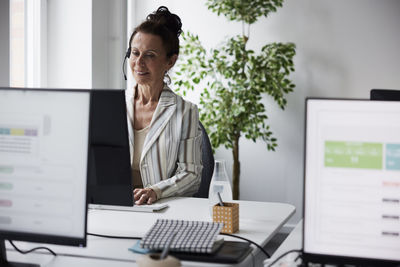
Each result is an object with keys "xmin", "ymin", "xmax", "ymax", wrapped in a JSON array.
[{"xmin": 128, "ymin": 6, "xmax": 182, "ymax": 57}]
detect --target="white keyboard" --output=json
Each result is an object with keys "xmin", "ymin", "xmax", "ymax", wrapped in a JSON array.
[{"xmin": 88, "ymin": 203, "xmax": 169, "ymax": 213}]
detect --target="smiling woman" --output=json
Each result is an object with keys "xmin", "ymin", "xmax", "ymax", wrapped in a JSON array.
[
  {"xmin": 129, "ymin": 32, "xmax": 176, "ymax": 93},
  {"xmin": 124, "ymin": 6, "xmax": 203, "ymax": 205}
]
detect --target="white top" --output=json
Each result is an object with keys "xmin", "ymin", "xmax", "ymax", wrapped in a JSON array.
[{"xmin": 132, "ymin": 125, "xmax": 149, "ymax": 188}]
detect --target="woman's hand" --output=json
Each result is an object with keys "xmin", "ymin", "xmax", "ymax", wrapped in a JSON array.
[{"xmin": 134, "ymin": 188, "xmax": 157, "ymax": 205}]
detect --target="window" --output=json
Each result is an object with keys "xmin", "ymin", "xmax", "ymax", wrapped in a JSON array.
[
  {"xmin": 10, "ymin": 0, "xmax": 24, "ymax": 87},
  {"xmin": 10, "ymin": 0, "xmax": 46, "ymax": 87}
]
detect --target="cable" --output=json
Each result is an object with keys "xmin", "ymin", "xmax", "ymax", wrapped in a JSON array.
[
  {"xmin": 9, "ymin": 240, "xmax": 57, "ymax": 256},
  {"xmin": 87, "ymin": 232, "xmax": 141, "ymax": 240},
  {"xmin": 220, "ymin": 233, "xmax": 271, "ymax": 258},
  {"xmin": 266, "ymin": 249, "xmax": 302, "ymax": 267}
]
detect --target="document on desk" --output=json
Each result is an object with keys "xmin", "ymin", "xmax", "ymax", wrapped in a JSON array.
[{"xmin": 305, "ymin": 99, "xmax": 400, "ymax": 262}]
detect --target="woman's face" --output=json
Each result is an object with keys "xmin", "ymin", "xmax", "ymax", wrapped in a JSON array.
[{"xmin": 129, "ymin": 32, "xmax": 176, "ymax": 87}]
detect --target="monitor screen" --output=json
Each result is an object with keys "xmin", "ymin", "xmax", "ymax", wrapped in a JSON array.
[
  {"xmin": 88, "ymin": 89, "xmax": 132, "ymax": 206},
  {"xmin": 370, "ymin": 89, "xmax": 400, "ymax": 101},
  {"xmin": 0, "ymin": 88, "xmax": 90, "ymax": 247},
  {"xmin": 304, "ymin": 99, "xmax": 400, "ymax": 265}
]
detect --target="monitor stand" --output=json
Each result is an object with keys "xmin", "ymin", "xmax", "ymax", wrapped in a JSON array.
[{"xmin": 1, "ymin": 240, "xmax": 39, "ymax": 267}]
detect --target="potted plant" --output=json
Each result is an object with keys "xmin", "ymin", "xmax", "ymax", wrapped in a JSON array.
[{"xmin": 173, "ymin": 0, "xmax": 296, "ymax": 200}]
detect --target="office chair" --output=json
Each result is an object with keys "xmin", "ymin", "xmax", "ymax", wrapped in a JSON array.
[{"xmin": 193, "ymin": 122, "xmax": 214, "ymax": 198}]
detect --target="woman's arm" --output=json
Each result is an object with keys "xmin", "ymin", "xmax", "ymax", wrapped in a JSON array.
[{"xmin": 150, "ymin": 103, "xmax": 203, "ymax": 199}]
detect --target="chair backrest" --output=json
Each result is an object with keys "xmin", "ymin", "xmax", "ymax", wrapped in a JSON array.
[{"xmin": 193, "ymin": 122, "xmax": 214, "ymax": 198}]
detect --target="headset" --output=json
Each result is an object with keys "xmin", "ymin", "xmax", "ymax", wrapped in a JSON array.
[
  {"xmin": 122, "ymin": 47, "xmax": 131, "ymax": 81},
  {"xmin": 123, "ymin": 31, "xmax": 136, "ymax": 81}
]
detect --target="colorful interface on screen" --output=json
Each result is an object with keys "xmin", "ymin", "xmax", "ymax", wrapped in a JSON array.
[
  {"xmin": 0, "ymin": 90, "xmax": 89, "ymax": 238},
  {"xmin": 304, "ymin": 99, "xmax": 400, "ymax": 262}
]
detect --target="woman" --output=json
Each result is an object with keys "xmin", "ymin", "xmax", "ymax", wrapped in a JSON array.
[{"xmin": 126, "ymin": 6, "xmax": 202, "ymax": 205}]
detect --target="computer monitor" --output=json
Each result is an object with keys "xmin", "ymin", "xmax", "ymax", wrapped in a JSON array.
[
  {"xmin": 370, "ymin": 89, "xmax": 400, "ymax": 101},
  {"xmin": 303, "ymin": 98, "xmax": 400, "ymax": 266},
  {"xmin": 0, "ymin": 88, "xmax": 90, "ymax": 266},
  {"xmin": 88, "ymin": 89, "xmax": 133, "ymax": 206}
]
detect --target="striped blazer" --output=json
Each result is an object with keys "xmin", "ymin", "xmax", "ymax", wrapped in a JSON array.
[{"xmin": 125, "ymin": 84, "xmax": 203, "ymax": 199}]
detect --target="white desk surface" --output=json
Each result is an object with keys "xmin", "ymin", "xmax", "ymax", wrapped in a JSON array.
[
  {"xmin": 264, "ymin": 219, "xmax": 303, "ymax": 267},
  {"xmin": 6, "ymin": 250, "xmax": 136, "ymax": 267},
  {"xmin": 7, "ymin": 197, "xmax": 295, "ymax": 267}
]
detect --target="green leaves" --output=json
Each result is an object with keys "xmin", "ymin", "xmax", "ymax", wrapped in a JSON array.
[
  {"xmin": 172, "ymin": 1, "xmax": 296, "ymax": 153},
  {"xmin": 173, "ymin": 32, "xmax": 207, "ymax": 94},
  {"xmin": 206, "ymin": 0, "xmax": 284, "ymax": 24},
  {"xmin": 253, "ymin": 42, "xmax": 296, "ymax": 109}
]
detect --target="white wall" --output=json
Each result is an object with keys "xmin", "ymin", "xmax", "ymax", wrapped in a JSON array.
[
  {"xmin": 132, "ymin": 0, "xmax": 400, "ymax": 225},
  {"xmin": 92, "ymin": 0, "xmax": 126, "ymax": 89},
  {"xmin": 0, "ymin": 0, "xmax": 10, "ymax": 86},
  {"xmin": 240, "ymin": 0, "xmax": 400, "ymax": 225},
  {"xmin": 47, "ymin": 0, "xmax": 92, "ymax": 88},
  {"xmin": 46, "ymin": 0, "xmax": 126, "ymax": 89}
]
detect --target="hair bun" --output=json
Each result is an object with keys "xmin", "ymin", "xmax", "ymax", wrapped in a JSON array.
[{"xmin": 146, "ymin": 6, "xmax": 182, "ymax": 37}]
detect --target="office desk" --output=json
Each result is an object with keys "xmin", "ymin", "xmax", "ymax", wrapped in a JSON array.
[
  {"xmin": 7, "ymin": 197, "xmax": 295, "ymax": 267},
  {"xmin": 5, "ymin": 250, "xmax": 136, "ymax": 267},
  {"xmin": 264, "ymin": 219, "xmax": 302, "ymax": 267}
]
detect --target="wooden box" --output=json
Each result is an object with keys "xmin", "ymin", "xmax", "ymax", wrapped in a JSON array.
[{"xmin": 212, "ymin": 202, "xmax": 239, "ymax": 234}]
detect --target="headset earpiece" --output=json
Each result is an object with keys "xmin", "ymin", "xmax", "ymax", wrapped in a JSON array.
[
  {"xmin": 125, "ymin": 47, "xmax": 131, "ymax": 59},
  {"xmin": 123, "ymin": 47, "xmax": 131, "ymax": 81}
]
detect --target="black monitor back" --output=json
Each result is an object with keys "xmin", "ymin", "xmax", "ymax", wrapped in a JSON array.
[
  {"xmin": 370, "ymin": 89, "xmax": 400, "ymax": 101},
  {"xmin": 88, "ymin": 89, "xmax": 133, "ymax": 206}
]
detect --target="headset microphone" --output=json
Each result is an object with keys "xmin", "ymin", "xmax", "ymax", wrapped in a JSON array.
[{"xmin": 122, "ymin": 48, "xmax": 131, "ymax": 81}]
